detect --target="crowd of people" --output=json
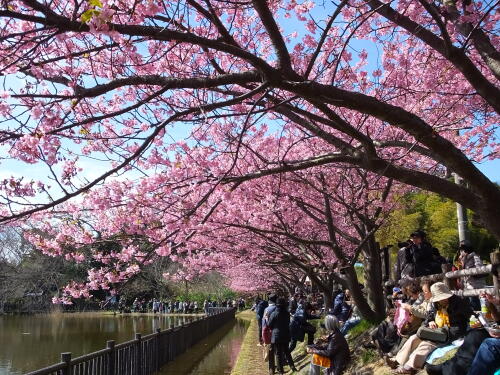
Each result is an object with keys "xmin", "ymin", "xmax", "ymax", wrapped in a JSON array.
[
  {"xmin": 251, "ymin": 230, "xmax": 499, "ymax": 375},
  {"xmin": 253, "ymin": 292, "xmax": 352, "ymax": 375},
  {"xmin": 116, "ymin": 297, "xmax": 246, "ymax": 314},
  {"xmin": 370, "ymin": 280, "xmax": 499, "ymax": 375}
]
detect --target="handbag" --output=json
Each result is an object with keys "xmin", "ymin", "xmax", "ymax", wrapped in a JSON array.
[
  {"xmin": 312, "ymin": 353, "xmax": 331, "ymax": 368},
  {"xmin": 393, "ymin": 306, "xmax": 410, "ymax": 335},
  {"xmin": 416, "ymin": 326, "xmax": 449, "ymax": 343},
  {"xmin": 262, "ymin": 325, "xmax": 272, "ymax": 344},
  {"xmin": 400, "ymin": 316, "xmax": 423, "ymax": 337}
]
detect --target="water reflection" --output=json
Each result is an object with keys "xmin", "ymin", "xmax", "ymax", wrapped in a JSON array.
[
  {"xmin": 160, "ymin": 319, "xmax": 249, "ymax": 375},
  {"xmin": 0, "ymin": 313, "xmax": 196, "ymax": 375}
]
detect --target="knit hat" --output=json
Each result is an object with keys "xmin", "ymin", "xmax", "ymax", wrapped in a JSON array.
[{"xmin": 430, "ymin": 282, "xmax": 453, "ymax": 302}]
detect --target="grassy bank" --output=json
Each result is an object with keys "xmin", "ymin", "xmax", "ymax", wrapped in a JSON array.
[
  {"xmin": 230, "ymin": 310, "xmax": 269, "ymax": 375},
  {"xmin": 229, "ymin": 315, "xmax": 446, "ymax": 375}
]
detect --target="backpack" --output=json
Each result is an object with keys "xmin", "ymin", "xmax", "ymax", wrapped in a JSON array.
[{"xmin": 262, "ymin": 305, "xmax": 276, "ymax": 344}]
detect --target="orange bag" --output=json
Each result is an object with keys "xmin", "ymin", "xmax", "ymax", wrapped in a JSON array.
[{"xmin": 312, "ymin": 354, "xmax": 331, "ymax": 368}]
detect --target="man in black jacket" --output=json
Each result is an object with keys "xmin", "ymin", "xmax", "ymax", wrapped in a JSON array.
[
  {"xmin": 396, "ymin": 231, "xmax": 444, "ymax": 281},
  {"xmin": 268, "ymin": 298, "xmax": 297, "ymax": 374}
]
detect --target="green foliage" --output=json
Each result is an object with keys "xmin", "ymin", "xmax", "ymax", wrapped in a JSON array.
[
  {"xmin": 354, "ymin": 263, "xmax": 365, "ymax": 284},
  {"xmin": 377, "ymin": 191, "xmax": 498, "ymax": 260},
  {"xmin": 81, "ymin": 0, "xmax": 102, "ymax": 23},
  {"xmin": 175, "ymin": 288, "xmax": 236, "ymax": 304}
]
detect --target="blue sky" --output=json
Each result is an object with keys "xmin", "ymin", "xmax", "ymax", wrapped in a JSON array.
[
  {"xmin": 1, "ymin": 1, "xmax": 498, "ymax": 205},
  {"xmin": 476, "ymin": 158, "xmax": 500, "ymax": 183}
]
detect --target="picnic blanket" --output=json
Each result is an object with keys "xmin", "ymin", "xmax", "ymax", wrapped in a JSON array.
[{"xmin": 426, "ymin": 338, "xmax": 464, "ymax": 364}]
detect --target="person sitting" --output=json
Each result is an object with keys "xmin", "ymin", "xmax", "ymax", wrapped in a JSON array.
[
  {"xmin": 373, "ymin": 281, "xmax": 432, "ymax": 359},
  {"xmin": 391, "ymin": 282, "xmax": 472, "ymax": 374},
  {"xmin": 332, "ymin": 289, "xmax": 353, "ymax": 323},
  {"xmin": 268, "ymin": 297, "xmax": 297, "ymax": 375},
  {"xmin": 467, "ymin": 336, "xmax": 500, "ymax": 375},
  {"xmin": 307, "ymin": 315, "xmax": 351, "ymax": 375},
  {"xmin": 289, "ymin": 302, "xmax": 320, "ymax": 352},
  {"xmin": 340, "ymin": 304, "xmax": 361, "ymax": 336},
  {"xmin": 426, "ymin": 292, "xmax": 500, "ymax": 375}
]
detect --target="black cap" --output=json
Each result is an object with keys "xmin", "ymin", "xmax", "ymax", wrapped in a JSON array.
[
  {"xmin": 459, "ymin": 240, "xmax": 473, "ymax": 253},
  {"xmin": 410, "ymin": 230, "xmax": 426, "ymax": 238}
]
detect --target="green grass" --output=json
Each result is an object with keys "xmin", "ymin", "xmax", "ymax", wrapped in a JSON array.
[
  {"xmin": 360, "ymin": 348, "xmax": 379, "ymax": 365},
  {"xmin": 347, "ymin": 319, "xmax": 375, "ymax": 342},
  {"xmin": 230, "ymin": 311, "xmax": 269, "ymax": 375}
]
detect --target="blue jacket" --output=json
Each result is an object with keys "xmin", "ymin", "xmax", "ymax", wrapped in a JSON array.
[
  {"xmin": 262, "ymin": 303, "xmax": 277, "ymax": 328},
  {"xmin": 290, "ymin": 307, "xmax": 319, "ymax": 341},
  {"xmin": 332, "ymin": 293, "xmax": 352, "ymax": 322}
]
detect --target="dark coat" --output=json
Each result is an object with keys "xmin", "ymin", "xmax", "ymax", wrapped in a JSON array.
[
  {"xmin": 290, "ymin": 308, "xmax": 319, "ymax": 341},
  {"xmin": 289, "ymin": 298, "xmax": 298, "ymax": 315},
  {"xmin": 425, "ymin": 294, "xmax": 472, "ymax": 341},
  {"xmin": 409, "ymin": 242, "xmax": 435, "ymax": 277},
  {"xmin": 255, "ymin": 300, "xmax": 268, "ymax": 320},
  {"xmin": 441, "ymin": 328, "xmax": 489, "ymax": 375},
  {"xmin": 371, "ymin": 320, "xmax": 400, "ymax": 354},
  {"xmin": 268, "ymin": 306, "xmax": 291, "ymax": 344},
  {"xmin": 395, "ymin": 246, "xmax": 412, "ymax": 280},
  {"xmin": 313, "ymin": 327, "xmax": 351, "ymax": 375}
]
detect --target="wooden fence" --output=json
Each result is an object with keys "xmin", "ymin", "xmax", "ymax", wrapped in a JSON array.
[
  {"xmin": 398, "ymin": 251, "xmax": 500, "ymax": 298},
  {"xmin": 25, "ymin": 307, "xmax": 235, "ymax": 375}
]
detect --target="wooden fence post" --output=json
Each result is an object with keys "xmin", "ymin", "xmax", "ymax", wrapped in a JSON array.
[
  {"xmin": 155, "ymin": 328, "xmax": 161, "ymax": 371},
  {"xmin": 106, "ymin": 340, "xmax": 115, "ymax": 375},
  {"xmin": 441, "ymin": 264, "xmax": 453, "ymax": 289},
  {"xmin": 135, "ymin": 333, "xmax": 142, "ymax": 375},
  {"xmin": 61, "ymin": 352, "xmax": 71, "ymax": 375},
  {"xmin": 490, "ymin": 251, "xmax": 500, "ymax": 299}
]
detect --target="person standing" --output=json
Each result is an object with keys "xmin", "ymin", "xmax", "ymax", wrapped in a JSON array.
[
  {"xmin": 152, "ymin": 299, "xmax": 160, "ymax": 314},
  {"xmin": 263, "ymin": 294, "xmax": 278, "ymax": 372},
  {"xmin": 458, "ymin": 241, "xmax": 485, "ymax": 311},
  {"xmin": 407, "ymin": 231, "xmax": 435, "ymax": 277},
  {"xmin": 268, "ymin": 298, "xmax": 297, "ymax": 374},
  {"xmin": 253, "ymin": 297, "xmax": 268, "ymax": 346},
  {"xmin": 289, "ymin": 294, "xmax": 299, "ymax": 315}
]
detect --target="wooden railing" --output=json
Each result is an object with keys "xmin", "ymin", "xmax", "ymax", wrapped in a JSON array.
[
  {"xmin": 404, "ymin": 251, "xmax": 500, "ymax": 298},
  {"xmin": 25, "ymin": 307, "xmax": 235, "ymax": 375}
]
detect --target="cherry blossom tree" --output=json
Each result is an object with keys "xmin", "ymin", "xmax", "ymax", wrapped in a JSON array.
[
  {"xmin": 0, "ymin": 0, "xmax": 500, "ymax": 236},
  {"xmin": 0, "ymin": 0, "xmax": 498, "ymax": 239},
  {"xmin": 0, "ymin": 0, "xmax": 499, "ymax": 312},
  {"xmin": 23, "ymin": 132, "xmax": 398, "ymax": 320}
]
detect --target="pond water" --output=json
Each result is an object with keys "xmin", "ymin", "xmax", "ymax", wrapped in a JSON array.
[
  {"xmin": 160, "ymin": 318, "xmax": 249, "ymax": 375},
  {"xmin": 0, "ymin": 312, "xmax": 198, "ymax": 375}
]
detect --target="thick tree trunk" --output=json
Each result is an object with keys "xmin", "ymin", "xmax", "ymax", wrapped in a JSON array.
[
  {"xmin": 342, "ymin": 265, "xmax": 380, "ymax": 323},
  {"xmin": 362, "ymin": 238, "xmax": 386, "ymax": 321},
  {"xmin": 323, "ymin": 291, "xmax": 332, "ymax": 313},
  {"xmin": 475, "ymin": 201, "xmax": 500, "ymax": 240}
]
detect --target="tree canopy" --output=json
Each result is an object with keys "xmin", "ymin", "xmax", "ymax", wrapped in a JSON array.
[{"xmin": 0, "ymin": 0, "xmax": 498, "ymax": 303}]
